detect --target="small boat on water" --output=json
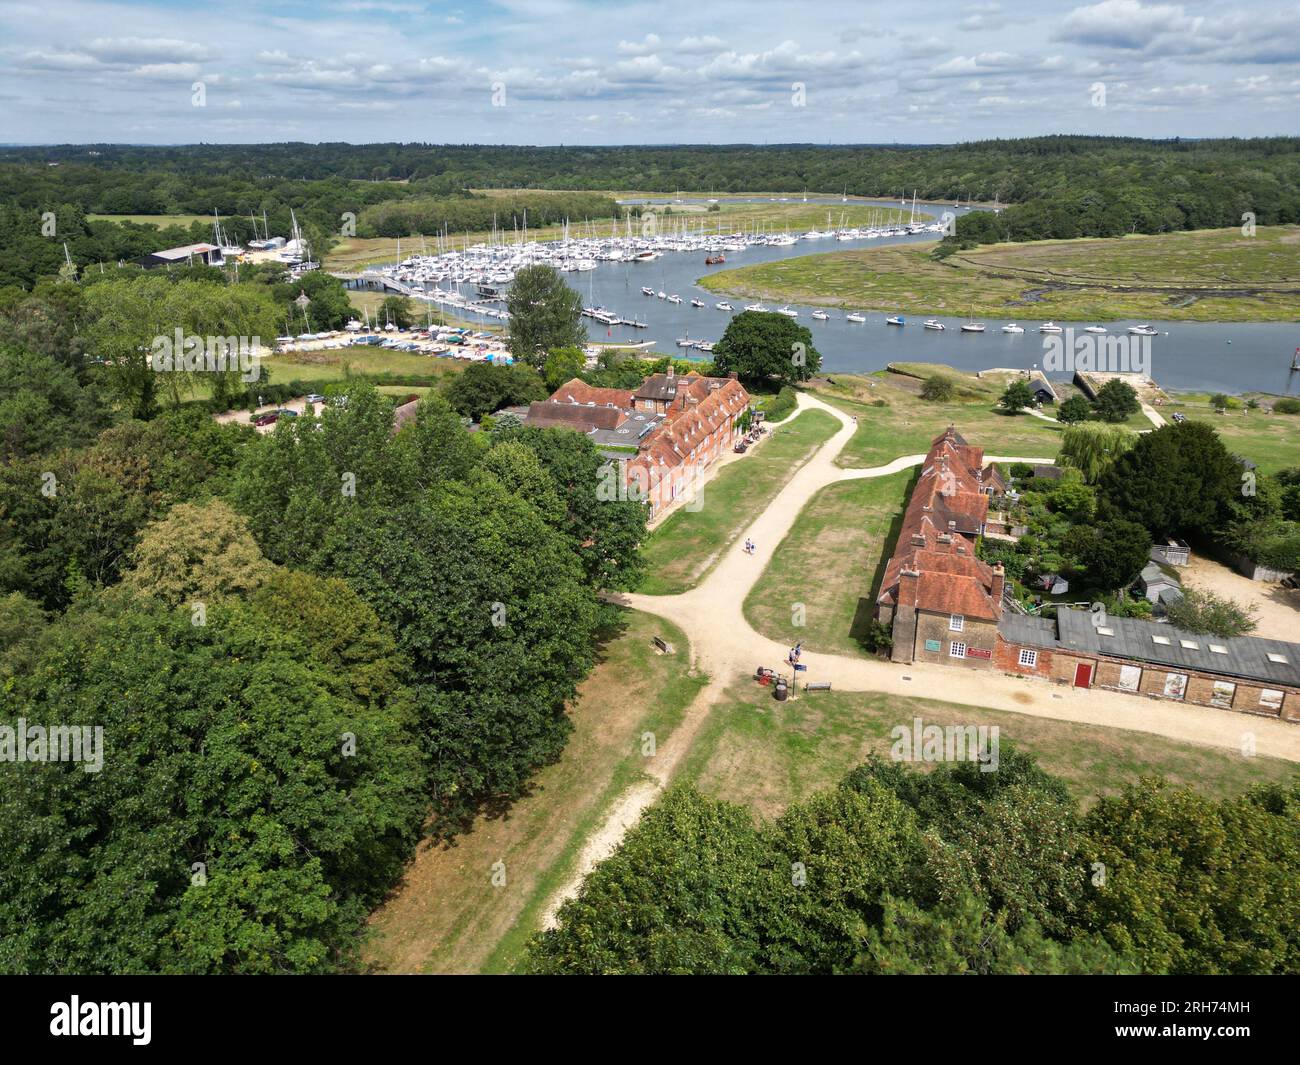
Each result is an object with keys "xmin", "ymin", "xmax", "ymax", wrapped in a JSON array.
[
  {"xmin": 811, "ymin": 310, "xmax": 830, "ymax": 320},
  {"xmin": 641, "ymin": 286, "xmax": 654, "ymax": 296},
  {"xmin": 1128, "ymin": 324, "xmax": 1158, "ymax": 335},
  {"xmin": 716, "ymin": 301, "xmax": 733, "ymax": 311},
  {"xmin": 690, "ymin": 298, "xmax": 706, "ymax": 308},
  {"xmin": 1002, "ymin": 323, "xmax": 1025, "ymax": 333},
  {"xmin": 704, "ymin": 254, "xmax": 726, "ymax": 265},
  {"xmin": 776, "ymin": 306, "xmax": 799, "ymax": 318},
  {"xmin": 657, "ymin": 291, "xmax": 666, "ymax": 299},
  {"xmin": 961, "ymin": 321, "xmax": 985, "ymax": 333},
  {"xmin": 924, "ymin": 319, "xmax": 945, "ymax": 330},
  {"xmin": 1084, "ymin": 325, "xmax": 1107, "ymax": 334},
  {"xmin": 744, "ymin": 302, "xmax": 770, "ymax": 312},
  {"xmin": 886, "ymin": 315, "xmax": 905, "ymax": 326},
  {"xmin": 845, "ymin": 312, "xmax": 867, "ymax": 323},
  {"xmin": 666, "ymin": 294, "xmax": 682, "ymax": 304},
  {"xmin": 1039, "ymin": 322, "xmax": 1063, "ymax": 333}
]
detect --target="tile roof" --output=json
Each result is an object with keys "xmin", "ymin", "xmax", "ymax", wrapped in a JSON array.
[
  {"xmin": 1007, "ymin": 608, "xmax": 1300, "ymax": 688},
  {"xmin": 878, "ymin": 425, "xmax": 1001, "ymax": 619}
]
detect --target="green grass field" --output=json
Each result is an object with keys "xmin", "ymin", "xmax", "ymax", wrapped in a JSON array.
[
  {"xmin": 743, "ymin": 471, "xmax": 913, "ymax": 658},
  {"xmin": 637, "ymin": 408, "xmax": 840, "ymax": 595},
  {"xmin": 679, "ymin": 677, "xmax": 1298, "ymax": 818},
  {"xmin": 1161, "ymin": 395, "xmax": 1300, "ymax": 474},
  {"xmin": 698, "ymin": 226, "xmax": 1300, "ymax": 322},
  {"xmin": 812, "ymin": 373, "xmax": 1065, "ymax": 468},
  {"xmin": 362, "ymin": 609, "xmax": 708, "ymax": 975},
  {"xmin": 88, "ymin": 213, "xmax": 213, "ymax": 229}
]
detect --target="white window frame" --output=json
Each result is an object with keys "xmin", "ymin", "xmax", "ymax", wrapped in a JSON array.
[
  {"xmin": 949, "ymin": 613, "xmax": 965, "ymax": 632},
  {"xmin": 1017, "ymin": 648, "xmax": 1038, "ymax": 668},
  {"xmin": 949, "ymin": 641, "xmax": 967, "ymax": 659}
]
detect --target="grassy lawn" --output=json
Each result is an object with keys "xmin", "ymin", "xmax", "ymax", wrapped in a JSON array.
[
  {"xmin": 744, "ymin": 471, "xmax": 913, "ymax": 658},
  {"xmin": 637, "ymin": 408, "xmax": 840, "ymax": 595},
  {"xmin": 262, "ymin": 347, "xmax": 468, "ymax": 387},
  {"xmin": 698, "ymin": 227, "xmax": 1300, "ymax": 322},
  {"xmin": 812, "ymin": 372, "xmax": 1065, "ymax": 467},
  {"xmin": 88, "ymin": 213, "xmax": 213, "ymax": 229},
  {"xmin": 679, "ymin": 676, "xmax": 1298, "ymax": 819},
  {"xmin": 1161, "ymin": 395, "xmax": 1300, "ymax": 474},
  {"xmin": 362, "ymin": 609, "xmax": 708, "ymax": 974}
]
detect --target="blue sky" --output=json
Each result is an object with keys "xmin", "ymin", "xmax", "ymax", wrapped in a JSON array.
[{"xmin": 1, "ymin": 0, "xmax": 1296, "ymax": 143}]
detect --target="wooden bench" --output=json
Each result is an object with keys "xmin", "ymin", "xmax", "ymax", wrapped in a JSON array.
[
  {"xmin": 804, "ymin": 681, "xmax": 832, "ymax": 692},
  {"xmin": 652, "ymin": 636, "xmax": 675, "ymax": 655}
]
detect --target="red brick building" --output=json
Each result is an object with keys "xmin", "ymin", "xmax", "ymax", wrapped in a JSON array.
[{"xmin": 523, "ymin": 368, "xmax": 750, "ymax": 516}]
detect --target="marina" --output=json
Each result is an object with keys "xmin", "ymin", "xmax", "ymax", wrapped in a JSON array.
[{"xmin": 350, "ymin": 196, "xmax": 1300, "ymax": 396}]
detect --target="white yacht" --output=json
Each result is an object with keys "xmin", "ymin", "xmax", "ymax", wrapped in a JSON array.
[
  {"xmin": 886, "ymin": 315, "xmax": 905, "ymax": 326},
  {"xmin": 1039, "ymin": 322, "xmax": 1063, "ymax": 333},
  {"xmin": 1128, "ymin": 324, "xmax": 1159, "ymax": 335},
  {"xmin": 924, "ymin": 319, "xmax": 945, "ymax": 330},
  {"xmin": 716, "ymin": 301, "xmax": 733, "ymax": 311},
  {"xmin": 657, "ymin": 291, "xmax": 666, "ymax": 299},
  {"xmin": 690, "ymin": 298, "xmax": 706, "ymax": 308},
  {"xmin": 666, "ymin": 294, "xmax": 682, "ymax": 304},
  {"xmin": 1001, "ymin": 323, "xmax": 1025, "ymax": 334},
  {"xmin": 1084, "ymin": 325, "xmax": 1107, "ymax": 334},
  {"xmin": 845, "ymin": 311, "xmax": 867, "ymax": 323},
  {"xmin": 776, "ymin": 305, "xmax": 799, "ymax": 318},
  {"xmin": 744, "ymin": 302, "xmax": 770, "ymax": 312},
  {"xmin": 811, "ymin": 310, "xmax": 830, "ymax": 320},
  {"xmin": 641, "ymin": 286, "xmax": 654, "ymax": 296},
  {"xmin": 960, "ymin": 321, "xmax": 985, "ymax": 333}
]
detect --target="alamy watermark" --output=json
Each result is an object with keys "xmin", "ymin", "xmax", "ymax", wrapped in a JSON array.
[
  {"xmin": 1, "ymin": 719, "xmax": 103, "ymax": 773},
  {"xmin": 150, "ymin": 329, "xmax": 262, "ymax": 382},
  {"xmin": 1043, "ymin": 328, "xmax": 1150, "ymax": 376},
  {"xmin": 890, "ymin": 716, "xmax": 1000, "ymax": 772}
]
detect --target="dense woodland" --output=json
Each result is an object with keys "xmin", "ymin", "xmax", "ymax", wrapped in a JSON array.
[
  {"xmin": 1, "ymin": 137, "xmax": 1298, "ymax": 287},
  {"xmin": 529, "ymin": 757, "xmax": 1300, "ymax": 975}
]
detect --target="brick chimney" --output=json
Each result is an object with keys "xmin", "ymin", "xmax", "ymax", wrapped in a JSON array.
[
  {"xmin": 728, "ymin": 371, "xmax": 738, "ymax": 380},
  {"xmin": 991, "ymin": 562, "xmax": 1005, "ymax": 610}
]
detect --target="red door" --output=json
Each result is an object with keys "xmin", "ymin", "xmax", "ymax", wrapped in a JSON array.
[{"xmin": 1074, "ymin": 662, "xmax": 1093, "ymax": 688}]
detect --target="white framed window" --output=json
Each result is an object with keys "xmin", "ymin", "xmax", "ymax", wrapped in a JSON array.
[
  {"xmin": 1152, "ymin": 635, "xmax": 1171, "ymax": 646},
  {"xmin": 949, "ymin": 614, "xmax": 965, "ymax": 632},
  {"xmin": 1260, "ymin": 689, "xmax": 1284, "ymax": 711},
  {"xmin": 1018, "ymin": 648, "xmax": 1038, "ymax": 668},
  {"xmin": 1179, "ymin": 639, "xmax": 1199, "ymax": 650},
  {"xmin": 1096, "ymin": 626, "xmax": 1115, "ymax": 636},
  {"xmin": 950, "ymin": 641, "xmax": 967, "ymax": 659},
  {"xmin": 1266, "ymin": 653, "xmax": 1288, "ymax": 664},
  {"xmin": 1209, "ymin": 644, "xmax": 1228, "ymax": 654}
]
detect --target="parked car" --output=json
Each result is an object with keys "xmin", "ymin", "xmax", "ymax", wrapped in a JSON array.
[
  {"xmin": 1171, "ymin": 411, "xmax": 1186, "ymax": 424},
  {"xmin": 733, "ymin": 442, "xmax": 747, "ymax": 454},
  {"xmin": 305, "ymin": 393, "xmax": 325, "ymax": 404},
  {"xmin": 273, "ymin": 408, "xmax": 298, "ymax": 418},
  {"xmin": 253, "ymin": 412, "xmax": 279, "ymax": 427}
]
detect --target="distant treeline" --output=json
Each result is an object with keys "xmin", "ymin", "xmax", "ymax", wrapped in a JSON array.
[
  {"xmin": 1, "ymin": 137, "xmax": 1298, "ymax": 287},
  {"xmin": 359, "ymin": 191, "xmax": 620, "ymax": 238}
]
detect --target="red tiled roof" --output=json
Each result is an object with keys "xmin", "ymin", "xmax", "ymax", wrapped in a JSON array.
[{"xmin": 878, "ymin": 426, "xmax": 1001, "ymax": 620}]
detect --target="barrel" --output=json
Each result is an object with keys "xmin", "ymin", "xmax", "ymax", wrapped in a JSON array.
[{"xmin": 774, "ymin": 678, "xmax": 788, "ymax": 701}]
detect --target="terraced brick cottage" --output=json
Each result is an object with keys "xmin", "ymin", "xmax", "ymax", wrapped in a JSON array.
[
  {"xmin": 877, "ymin": 427, "xmax": 1007, "ymax": 666},
  {"xmin": 522, "ymin": 368, "xmax": 750, "ymax": 516}
]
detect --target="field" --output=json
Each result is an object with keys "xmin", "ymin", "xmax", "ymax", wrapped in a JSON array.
[
  {"xmin": 362, "ymin": 609, "xmax": 708, "ymax": 974},
  {"xmin": 88, "ymin": 213, "xmax": 213, "ymax": 229},
  {"xmin": 698, "ymin": 227, "xmax": 1300, "ymax": 322},
  {"xmin": 743, "ymin": 471, "xmax": 913, "ymax": 658},
  {"xmin": 636, "ymin": 408, "xmax": 841, "ymax": 595},
  {"xmin": 1162, "ymin": 394, "xmax": 1300, "ymax": 474},
  {"xmin": 810, "ymin": 371, "xmax": 1065, "ymax": 468},
  {"xmin": 678, "ymin": 676, "xmax": 1298, "ymax": 818},
  {"xmin": 323, "ymin": 193, "xmax": 913, "ymax": 270}
]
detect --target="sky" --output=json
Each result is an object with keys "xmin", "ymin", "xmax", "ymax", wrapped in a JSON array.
[{"xmin": 0, "ymin": 0, "xmax": 1297, "ymax": 144}]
